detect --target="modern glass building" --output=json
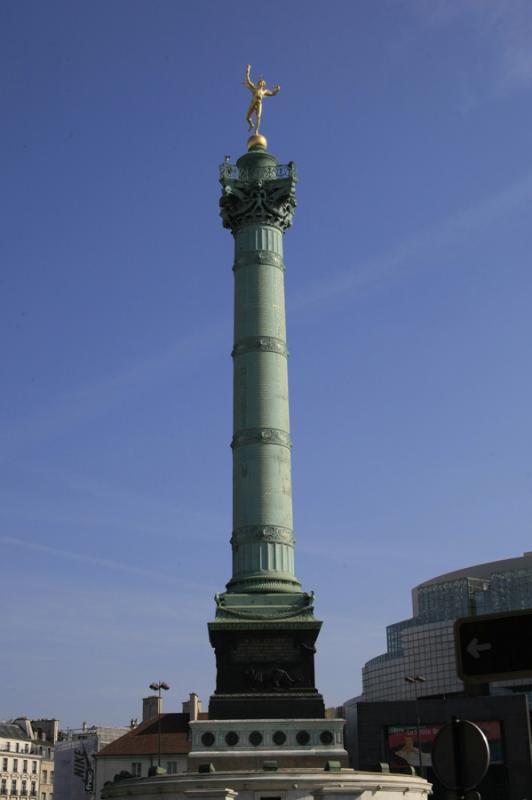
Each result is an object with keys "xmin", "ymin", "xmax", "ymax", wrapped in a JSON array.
[{"xmin": 362, "ymin": 552, "xmax": 532, "ymax": 702}]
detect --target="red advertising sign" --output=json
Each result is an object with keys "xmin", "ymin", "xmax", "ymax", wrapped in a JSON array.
[{"xmin": 388, "ymin": 720, "xmax": 502, "ymax": 768}]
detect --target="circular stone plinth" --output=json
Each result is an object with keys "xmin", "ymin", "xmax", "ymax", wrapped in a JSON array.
[{"xmin": 101, "ymin": 767, "xmax": 431, "ymax": 800}]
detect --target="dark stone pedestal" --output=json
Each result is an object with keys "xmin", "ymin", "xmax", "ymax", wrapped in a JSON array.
[
  {"xmin": 208, "ymin": 691, "xmax": 325, "ymax": 720},
  {"xmin": 208, "ymin": 621, "xmax": 325, "ymax": 720}
]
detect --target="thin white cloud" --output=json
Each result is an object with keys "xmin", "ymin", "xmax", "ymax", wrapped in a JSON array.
[
  {"xmin": 0, "ymin": 535, "xmax": 199, "ymax": 587},
  {"xmin": 414, "ymin": 0, "xmax": 532, "ymax": 100},
  {"xmin": 1, "ymin": 315, "xmax": 227, "ymax": 461},
  {"xmin": 0, "ymin": 464, "xmax": 226, "ymax": 539},
  {"xmin": 293, "ymin": 168, "xmax": 532, "ymax": 312}
]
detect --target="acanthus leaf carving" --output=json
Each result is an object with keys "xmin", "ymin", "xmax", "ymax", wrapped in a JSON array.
[{"xmin": 220, "ymin": 177, "xmax": 297, "ymax": 233}]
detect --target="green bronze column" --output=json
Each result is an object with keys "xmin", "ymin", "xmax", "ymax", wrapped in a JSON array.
[
  {"xmin": 208, "ymin": 138, "xmax": 324, "ymax": 721},
  {"xmin": 208, "ymin": 66, "xmax": 323, "ymax": 721},
  {"xmin": 221, "ymin": 146, "xmax": 301, "ymax": 595}
]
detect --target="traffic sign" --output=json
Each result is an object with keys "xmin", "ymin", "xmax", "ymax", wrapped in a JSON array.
[
  {"xmin": 455, "ymin": 608, "xmax": 532, "ymax": 682},
  {"xmin": 432, "ymin": 719, "xmax": 489, "ymax": 792}
]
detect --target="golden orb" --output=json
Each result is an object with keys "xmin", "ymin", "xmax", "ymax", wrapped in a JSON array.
[{"xmin": 247, "ymin": 133, "xmax": 268, "ymax": 151}]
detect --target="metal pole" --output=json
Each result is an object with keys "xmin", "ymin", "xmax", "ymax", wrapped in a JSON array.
[
  {"xmin": 451, "ymin": 716, "xmax": 464, "ymax": 800},
  {"xmin": 405, "ymin": 675, "xmax": 426, "ymax": 778},
  {"xmin": 149, "ymin": 681, "xmax": 169, "ymax": 771},
  {"xmin": 415, "ymin": 689, "xmax": 423, "ymax": 778},
  {"xmin": 157, "ymin": 685, "xmax": 161, "ymax": 768}
]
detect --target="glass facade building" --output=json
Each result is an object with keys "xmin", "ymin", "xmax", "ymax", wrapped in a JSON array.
[{"xmin": 362, "ymin": 552, "xmax": 532, "ymax": 702}]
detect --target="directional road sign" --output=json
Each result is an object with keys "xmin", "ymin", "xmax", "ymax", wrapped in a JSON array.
[{"xmin": 455, "ymin": 608, "xmax": 532, "ymax": 682}]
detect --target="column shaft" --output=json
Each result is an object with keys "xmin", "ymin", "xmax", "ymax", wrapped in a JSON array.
[{"xmin": 229, "ymin": 224, "xmax": 299, "ymax": 592}]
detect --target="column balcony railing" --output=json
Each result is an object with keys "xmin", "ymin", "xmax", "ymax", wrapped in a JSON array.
[{"xmin": 219, "ymin": 163, "xmax": 296, "ymax": 183}]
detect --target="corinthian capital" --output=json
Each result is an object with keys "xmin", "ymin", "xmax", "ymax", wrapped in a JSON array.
[{"xmin": 219, "ymin": 171, "xmax": 297, "ymax": 233}]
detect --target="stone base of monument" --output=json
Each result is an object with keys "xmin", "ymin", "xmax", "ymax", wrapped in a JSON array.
[
  {"xmin": 101, "ymin": 717, "xmax": 430, "ymax": 800},
  {"xmin": 208, "ymin": 619, "xmax": 325, "ymax": 721},
  {"xmin": 208, "ymin": 694, "xmax": 325, "ymax": 722},
  {"xmin": 188, "ymin": 719, "xmax": 347, "ymax": 771},
  {"xmin": 101, "ymin": 766, "xmax": 430, "ymax": 800}
]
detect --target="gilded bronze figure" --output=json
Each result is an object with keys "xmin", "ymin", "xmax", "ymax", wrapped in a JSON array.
[{"xmin": 244, "ymin": 64, "xmax": 280, "ymax": 135}]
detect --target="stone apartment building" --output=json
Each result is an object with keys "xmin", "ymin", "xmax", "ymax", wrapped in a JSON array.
[
  {"xmin": 0, "ymin": 718, "xmax": 57, "ymax": 800},
  {"xmin": 31, "ymin": 720, "xmax": 58, "ymax": 800}
]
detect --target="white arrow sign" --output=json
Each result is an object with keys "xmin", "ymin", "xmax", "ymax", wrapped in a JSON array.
[{"xmin": 467, "ymin": 637, "xmax": 492, "ymax": 659}]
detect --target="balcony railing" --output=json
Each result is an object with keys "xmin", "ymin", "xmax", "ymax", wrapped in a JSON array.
[{"xmin": 219, "ymin": 163, "xmax": 296, "ymax": 183}]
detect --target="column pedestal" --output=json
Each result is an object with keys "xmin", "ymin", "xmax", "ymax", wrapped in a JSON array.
[{"xmin": 208, "ymin": 620, "xmax": 324, "ymax": 719}]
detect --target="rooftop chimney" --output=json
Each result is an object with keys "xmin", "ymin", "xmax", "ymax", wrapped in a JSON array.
[
  {"xmin": 182, "ymin": 693, "xmax": 201, "ymax": 721},
  {"xmin": 142, "ymin": 696, "xmax": 162, "ymax": 722}
]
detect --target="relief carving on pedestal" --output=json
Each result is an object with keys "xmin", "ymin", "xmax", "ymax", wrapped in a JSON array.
[{"xmin": 244, "ymin": 666, "xmax": 300, "ymax": 690}]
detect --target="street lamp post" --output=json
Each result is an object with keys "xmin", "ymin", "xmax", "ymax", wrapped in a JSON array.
[
  {"xmin": 405, "ymin": 674, "xmax": 426, "ymax": 777},
  {"xmin": 149, "ymin": 681, "xmax": 170, "ymax": 770}
]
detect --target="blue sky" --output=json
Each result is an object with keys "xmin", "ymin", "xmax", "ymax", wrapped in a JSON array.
[{"xmin": 2, "ymin": 0, "xmax": 532, "ymax": 727}]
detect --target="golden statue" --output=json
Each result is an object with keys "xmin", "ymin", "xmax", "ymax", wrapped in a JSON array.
[{"xmin": 244, "ymin": 64, "xmax": 280, "ymax": 149}]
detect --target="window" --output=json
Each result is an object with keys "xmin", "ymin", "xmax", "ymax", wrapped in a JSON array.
[
  {"xmin": 22, "ymin": 763, "xmax": 27, "ymax": 774},
  {"xmin": 2, "ymin": 759, "xmax": 7, "ymax": 771},
  {"xmin": 5, "ymin": 745, "xmax": 10, "ymax": 753},
  {"xmin": 42, "ymin": 774, "xmax": 47, "ymax": 785},
  {"xmin": 131, "ymin": 763, "xmax": 142, "ymax": 778},
  {"xmin": 11, "ymin": 779, "xmax": 17, "ymax": 795},
  {"xmin": 41, "ymin": 794, "xmax": 45, "ymax": 800},
  {"xmin": 15, "ymin": 745, "xmax": 19, "ymax": 754},
  {"xmin": 30, "ymin": 782, "xmax": 36, "ymax": 797},
  {"xmin": 165, "ymin": 762, "xmax": 177, "ymax": 774},
  {"xmin": 1, "ymin": 779, "xmax": 6, "ymax": 796},
  {"xmin": 31, "ymin": 765, "xmax": 36, "ymax": 777},
  {"xmin": 21, "ymin": 780, "xmax": 27, "ymax": 796},
  {"xmin": 13, "ymin": 761, "xmax": 18, "ymax": 774}
]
